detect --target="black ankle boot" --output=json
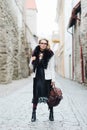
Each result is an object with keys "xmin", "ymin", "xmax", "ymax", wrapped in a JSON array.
[
  {"xmin": 31, "ymin": 111, "xmax": 36, "ymax": 122},
  {"xmin": 49, "ymin": 108, "xmax": 54, "ymax": 121}
]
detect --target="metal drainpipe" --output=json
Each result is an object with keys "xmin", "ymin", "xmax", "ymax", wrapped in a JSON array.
[
  {"xmin": 80, "ymin": 45, "xmax": 84, "ymax": 83},
  {"xmin": 67, "ymin": 27, "xmax": 74, "ymax": 80}
]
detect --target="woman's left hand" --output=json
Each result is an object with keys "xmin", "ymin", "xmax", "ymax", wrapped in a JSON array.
[{"xmin": 51, "ymin": 82, "xmax": 55, "ymax": 87}]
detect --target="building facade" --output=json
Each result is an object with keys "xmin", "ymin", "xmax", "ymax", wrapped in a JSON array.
[
  {"xmin": 25, "ymin": 0, "xmax": 37, "ymax": 51},
  {"xmin": 81, "ymin": 0, "xmax": 87, "ymax": 83},
  {"xmin": 55, "ymin": 0, "xmax": 65, "ymax": 77},
  {"xmin": 56, "ymin": 0, "xmax": 72, "ymax": 78},
  {"xmin": 64, "ymin": 0, "xmax": 73, "ymax": 79},
  {"xmin": 55, "ymin": 0, "xmax": 87, "ymax": 84},
  {"xmin": 68, "ymin": 1, "xmax": 82, "ymax": 83}
]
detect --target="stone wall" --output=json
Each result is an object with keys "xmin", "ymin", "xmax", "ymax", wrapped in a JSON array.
[
  {"xmin": 81, "ymin": 0, "xmax": 87, "ymax": 83},
  {"xmin": 0, "ymin": 0, "xmax": 29, "ymax": 83},
  {"xmin": 81, "ymin": 0, "xmax": 87, "ymax": 54}
]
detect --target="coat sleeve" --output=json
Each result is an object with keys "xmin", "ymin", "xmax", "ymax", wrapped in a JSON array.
[
  {"xmin": 29, "ymin": 57, "xmax": 33, "ymax": 70},
  {"xmin": 50, "ymin": 55, "xmax": 56, "ymax": 82}
]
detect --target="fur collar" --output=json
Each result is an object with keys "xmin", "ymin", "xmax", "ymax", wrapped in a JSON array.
[{"xmin": 32, "ymin": 46, "xmax": 54, "ymax": 71}]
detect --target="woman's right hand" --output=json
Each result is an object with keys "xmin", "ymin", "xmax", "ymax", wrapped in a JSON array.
[{"xmin": 31, "ymin": 56, "xmax": 36, "ymax": 61}]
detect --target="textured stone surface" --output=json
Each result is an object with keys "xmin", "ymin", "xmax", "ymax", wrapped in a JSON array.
[
  {"xmin": 81, "ymin": 0, "xmax": 87, "ymax": 50},
  {"xmin": 81, "ymin": 0, "xmax": 87, "ymax": 83},
  {"xmin": 0, "ymin": 0, "xmax": 29, "ymax": 83}
]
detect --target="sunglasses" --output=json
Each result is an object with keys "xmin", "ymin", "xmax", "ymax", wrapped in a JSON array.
[{"xmin": 40, "ymin": 42, "xmax": 48, "ymax": 45}]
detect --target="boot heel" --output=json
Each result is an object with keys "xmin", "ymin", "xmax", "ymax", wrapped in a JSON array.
[
  {"xmin": 49, "ymin": 114, "xmax": 54, "ymax": 121},
  {"xmin": 49, "ymin": 108, "xmax": 54, "ymax": 121},
  {"xmin": 31, "ymin": 111, "xmax": 36, "ymax": 122}
]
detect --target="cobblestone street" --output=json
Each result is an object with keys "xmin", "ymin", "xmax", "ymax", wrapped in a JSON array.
[{"xmin": 0, "ymin": 75, "xmax": 87, "ymax": 130}]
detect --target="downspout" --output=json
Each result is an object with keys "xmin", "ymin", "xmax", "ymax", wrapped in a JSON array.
[{"xmin": 80, "ymin": 45, "xmax": 84, "ymax": 83}]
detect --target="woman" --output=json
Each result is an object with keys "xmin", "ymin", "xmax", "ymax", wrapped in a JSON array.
[{"xmin": 30, "ymin": 38, "xmax": 55, "ymax": 122}]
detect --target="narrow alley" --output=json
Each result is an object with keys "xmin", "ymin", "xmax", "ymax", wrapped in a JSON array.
[
  {"xmin": 0, "ymin": 75, "xmax": 87, "ymax": 130},
  {"xmin": 0, "ymin": 0, "xmax": 87, "ymax": 130}
]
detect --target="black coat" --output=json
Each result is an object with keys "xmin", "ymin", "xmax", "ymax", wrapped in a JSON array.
[{"xmin": 32, "ymin": 46, "xmax": 54, "ymax": 104}]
